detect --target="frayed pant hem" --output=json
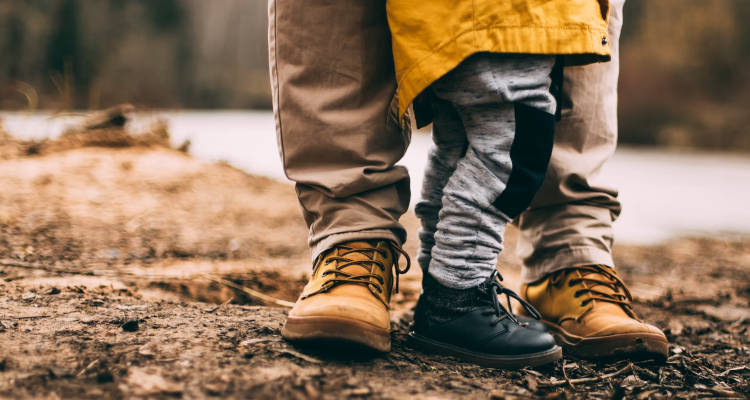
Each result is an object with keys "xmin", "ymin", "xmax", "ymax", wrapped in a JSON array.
[{"xmin": 521, "ymin": 246, "xmax": 614, "ymax": 283}]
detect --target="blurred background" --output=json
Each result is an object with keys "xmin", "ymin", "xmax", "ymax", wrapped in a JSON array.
[
  {"xmin": 1, "ymin": 0, "xmax": 749, "ymax": 244},
  {"xmin": 1, "ymin": 0, "xmax": 750, "ymax": 150},
  {"xmin": 1, "ymin": 3, "xmax": 748, "ymax": 396}
]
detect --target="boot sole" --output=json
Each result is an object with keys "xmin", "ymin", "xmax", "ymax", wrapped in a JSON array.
[
  {"xmin": 282, "ymin": 316, "xmax": 391, "ymax": 352},
  {"xmin": 543, "ymin": 321, "xmax": 669, "ymax": 361},
  {"xmin": 408, "ymin": 332, "xmax": 562, "ymax": 369}
]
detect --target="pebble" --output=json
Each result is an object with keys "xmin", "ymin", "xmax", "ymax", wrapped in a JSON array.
[
  {"xmin": 121, "ymin": 320, "xmax": 139, "ymax": 332},
  {"xmin": 45, "ymin": 287, "xmax": 61, "ymax": 295}
]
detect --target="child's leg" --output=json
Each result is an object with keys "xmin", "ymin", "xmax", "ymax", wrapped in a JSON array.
[
  {"xmin": 410, "ymin": 54, "xmax": 562, "ymax": 367},
  {"xmin": 427, "ymin": 53, "xmax": 557, "ymax": 289},
  {"xmin": 414, "ymin": 99, "xmax": 467, "ymax": 272},
  {"xmin": 409, "ymin": 54, "xmax": 561, "ymax": 367}
]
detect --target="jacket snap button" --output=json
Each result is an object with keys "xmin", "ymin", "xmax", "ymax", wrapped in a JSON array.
[{"xmin": 601, "ymin": 36, "xmax": 608, "ymax": 45}]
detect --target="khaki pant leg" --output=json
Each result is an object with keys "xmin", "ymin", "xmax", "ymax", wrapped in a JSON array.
[
  {"xmin": 269, "ymin": 0, "xmax": 411, "ymax": 260},
  {"xmin": 517, "ymin": 0, "xmax": 625, "ymax": 283}
]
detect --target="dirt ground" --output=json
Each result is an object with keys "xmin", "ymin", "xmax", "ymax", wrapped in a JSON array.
[{"xmin": 0, "ymin": 116, "xmax": 748, "ymax": 399}]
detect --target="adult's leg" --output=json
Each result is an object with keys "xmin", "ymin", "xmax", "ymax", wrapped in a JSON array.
[
  {"xmin": 269, "ymin": 0, "xmax": 410, "ymax": 260},
  {"xmin": 518, "ymin": 1, "xmax": 669, "ymax": 361},
  {"xmin": 517, "ymin": 0, "xmax": 625, "ymax": 283},
  {"xmin": 271, "ymin": 0, "xmax": 412, "ymax": 352}
]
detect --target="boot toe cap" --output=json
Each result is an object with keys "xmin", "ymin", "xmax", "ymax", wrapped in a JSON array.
[
  {"xmin": 579, "ymin": 316, "xmax": 666, "ymax": 339},
  {"xmin": 485, "ymin": 326, "xmax": 558, "ymax": 355}
]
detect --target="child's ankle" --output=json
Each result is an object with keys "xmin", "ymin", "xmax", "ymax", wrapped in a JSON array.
[{"xmin": 414, "ymin": 272, "xmax": 494, "ymax": 327}]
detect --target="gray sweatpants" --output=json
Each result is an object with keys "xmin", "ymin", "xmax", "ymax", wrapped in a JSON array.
[{"xmin": 417, "ymin": 53, "xmax": 557, "ymax": 289}]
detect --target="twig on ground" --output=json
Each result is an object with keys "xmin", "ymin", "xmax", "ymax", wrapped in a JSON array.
[
  {"xmin": 76, "ymin": 359, "xmax": 100, "ymax": 377},
  {"xmin": 718, "ymin": 365, "xmax": 748, "ymax": 377},
  {"xmin": 8, "ymin": 315, "xmax": 50, "ymax": 320},
  {"xmin": 201, "ymin": 274, "xmax": 295, "ymax": 308},
  {"xmin": 280, "ymin": 349, "xmax": 323, "ymax": 364},
  {"xmin": 694, "ymin": 384, "xmax": 740, "ymax": 398},
  {"xmin": 632, "ymin": 364, "xmax": 659, "ymax": 380},
  {"xmin": 562, "ymin": 359, "xmax": 574, "ymax": 388},
  {"xmin": 220, "ymin": 296, "xmax": 235, "ymax": 307},
  {"xmin": 540, "ymin": 363, "xmax": 633, "ymax": 387}
]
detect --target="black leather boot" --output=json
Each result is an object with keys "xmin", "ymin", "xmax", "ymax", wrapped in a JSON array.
[{"xmin": 410, "ymin": 271, "xmax": 562, "ymax": 368}]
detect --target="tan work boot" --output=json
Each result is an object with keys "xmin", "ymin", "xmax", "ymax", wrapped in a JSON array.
[
  {"xmin": 281, "ymin": 240, "xmax": 410, "ymax": 352},
  {"xmin": 521, "ymin": 265, "xmax": 668, "ymax": 360}
]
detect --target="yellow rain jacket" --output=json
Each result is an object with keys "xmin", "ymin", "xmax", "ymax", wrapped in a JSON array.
[{"xmin": 387, "ymin": 0, "xmax": 612, "ymax": 117}]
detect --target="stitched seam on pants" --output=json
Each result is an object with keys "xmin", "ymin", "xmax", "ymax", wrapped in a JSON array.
[{"xmin": 269, "ymin": 0, "xmax": 287, "ymax": 179}]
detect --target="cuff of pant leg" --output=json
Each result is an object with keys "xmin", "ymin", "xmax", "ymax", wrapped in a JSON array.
[
  {"xmin": 521, "ymin": 246, "xmax": 615, "ymax": 284},
  {"xmin": 310, "ymin": 229, "xmax": 403, "ymax": 262}
]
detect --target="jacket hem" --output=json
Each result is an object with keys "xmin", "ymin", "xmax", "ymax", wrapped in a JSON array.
[{"xmin": 396, "ymin": 25, "xmax": 611, "ymax": 117}]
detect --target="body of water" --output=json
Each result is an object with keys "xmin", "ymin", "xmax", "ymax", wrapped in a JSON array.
[{"xmin": 3, "ymin": 110, "xmax": 749, "ymax": 244}]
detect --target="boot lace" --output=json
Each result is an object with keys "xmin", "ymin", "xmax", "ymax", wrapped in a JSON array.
[
  {"xmin": 559, "ymin": 264, "xmax": 637, "ymax": 318},
  {"xmin": 305, "ymin": 241, "xmax": 411, "ymax": 298},
  {"xmin": 483, "ymin": 271, "xmax": 542, "ymax": 327}
]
